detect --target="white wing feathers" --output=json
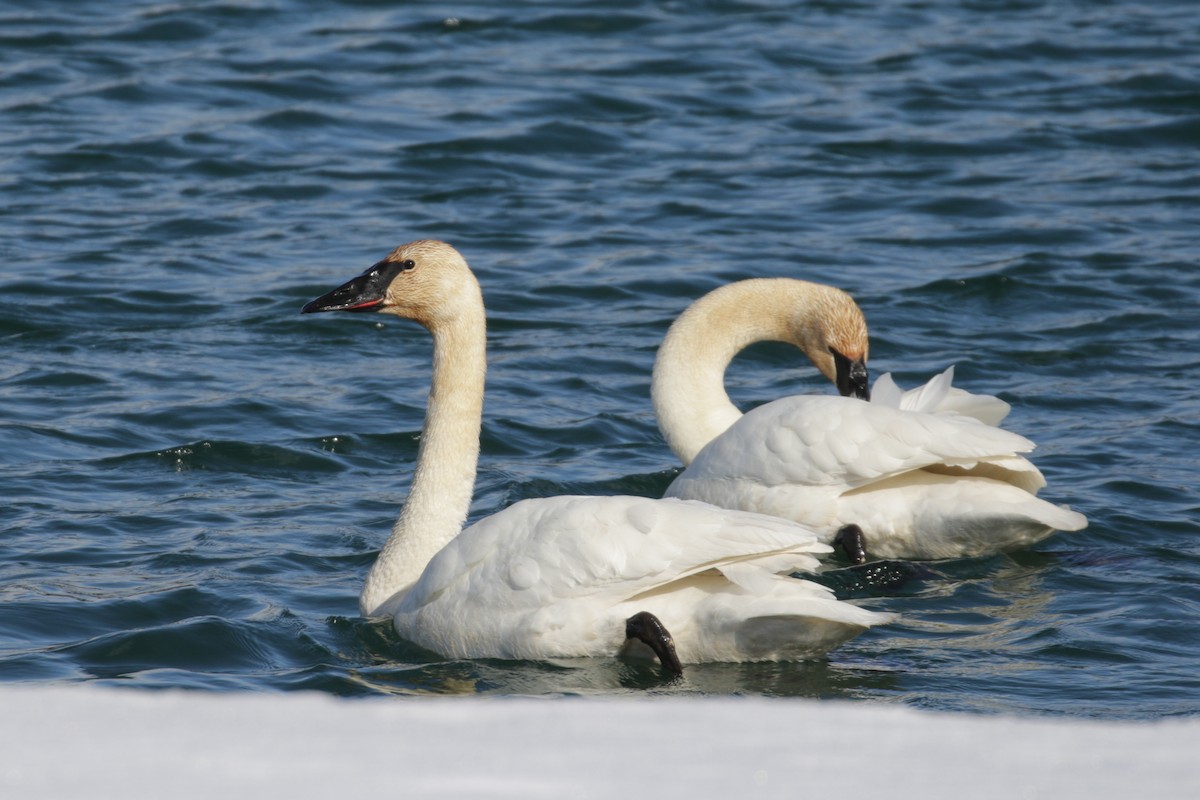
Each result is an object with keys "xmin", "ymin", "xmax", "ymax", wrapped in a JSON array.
[
  {"xmin": 664, "ymin": 368, "xmax": 1085, "ymax": 559},
  {"xmin": 402, "ymin": 496, "xmax": 830, "ymax": 615},
  {"xmin": 390, "ymin": 495, "xmax": 890, "ymax": 662},
  {"xmin": 873, "ymin": 366, "xmax": 1012, "ymax": 425},
  {"xmin": 690, "ymin": 394, "xmax": 1036, "ymax": 490}
]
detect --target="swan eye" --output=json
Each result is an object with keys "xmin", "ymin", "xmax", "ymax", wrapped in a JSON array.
[{"xmin": 399, "ymin": 259, "xmax": 416, "ymax": 272}]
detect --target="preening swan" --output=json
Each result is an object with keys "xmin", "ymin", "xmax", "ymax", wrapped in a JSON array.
[
  {"xmin": 302, "ymin": 242, "xmax": 890, "ymax": 673},
  {"xmin": 652, "ymin": 278, "xmax": 1087, "ymax": 563}
]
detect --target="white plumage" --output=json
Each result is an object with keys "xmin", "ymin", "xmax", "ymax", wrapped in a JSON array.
[
  {"xmin": 302, "ymin": 241, "xmax": 890, "ymax": 671},
  {"xmin": 653, "ymin": 279, "xmax": 1087, "ymax": 561},
  {"xmin": 392, "ymin": 495, "xmax": 883, "ymax": 663}
]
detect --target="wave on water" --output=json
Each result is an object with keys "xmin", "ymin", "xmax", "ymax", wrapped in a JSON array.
[{"xmin": 1, "ymin": 0, "xmax": 1198, "ymax": 717}]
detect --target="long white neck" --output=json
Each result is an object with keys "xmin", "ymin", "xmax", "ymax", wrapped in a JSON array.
[
  {"xmin": 360, "ymin": 296, "xmax": 487, "ymax": 617},
  {"xmin": 652, "ymin": 279, "xmax": 846, "ymax": 465}
]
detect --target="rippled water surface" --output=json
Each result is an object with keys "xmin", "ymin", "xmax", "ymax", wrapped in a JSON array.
[{"xmin": 2, "ymin": 0, "xmax": 1198, "ymax": 718}]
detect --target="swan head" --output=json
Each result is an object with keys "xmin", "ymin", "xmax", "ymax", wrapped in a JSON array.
[
  {"xmin": 301, "ymin": 239, "xmax": 481, "ymax": 330},
  {"xmin": 784, "ymin": 283, "xmax": 870, "ymax": 400}
]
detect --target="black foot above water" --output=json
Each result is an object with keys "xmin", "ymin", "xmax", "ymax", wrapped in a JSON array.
[
  {"xmin": 625, "ymin": 611, "xmax": 684, "ymax": 676},
  {"xmin": 834, "ymin": 524, "xmax": 868, "ymax": 565}
]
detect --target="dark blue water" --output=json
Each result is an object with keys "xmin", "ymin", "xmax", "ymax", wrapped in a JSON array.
[{"xmin": 2, "ymin": 0, "xmax": 1198, "ymax": 717}]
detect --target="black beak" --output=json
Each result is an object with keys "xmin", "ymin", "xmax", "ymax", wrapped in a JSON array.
[
  {"xmin": 833, "ymin": 350, "xmax": 870, "ymax": 400},
  {"xmin": 301, "ymin": 260, "xmax": 402, "ymax": 314}
]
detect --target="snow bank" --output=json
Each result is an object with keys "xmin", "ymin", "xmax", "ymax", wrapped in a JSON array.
[{"xmin": 1, "ymin": 687, "xmax": 1195, "ymax": 799}]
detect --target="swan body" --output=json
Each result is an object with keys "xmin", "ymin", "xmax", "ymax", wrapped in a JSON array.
[
  {"xmin": 653, "ymin": 279, "xmax": 1087, "ymax": 561},
  {"xmin": 391, "ymin": 494, "xmax": 883, "ymax": 663},
  {"xmin": 302, "ymin": 242, "xmax": 889, "ymax": 669}
]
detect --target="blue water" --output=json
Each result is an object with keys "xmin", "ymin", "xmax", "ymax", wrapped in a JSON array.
[{"xmin": 2, "ymin": 0, "xmax": 1198, "ymax": 718}]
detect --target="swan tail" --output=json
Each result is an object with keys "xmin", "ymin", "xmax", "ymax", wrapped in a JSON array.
[
  {"xmin": 924, "ymin": 501, "xmax": 1087, "ymax": 558},
  {"xmin": 700, "ymin": 585, "xmax": 893, "ymax": 662},
  {"xmin": 943, "ymin": 487, "xmax": 1089, "ymax": 537},
  {"xmin": 1029, "ymin": 502, "xmax": 1088, "ymax": 533},
  {"xmin": 731, "ymin": 613, "xmax": 873, "ymax": 661},
  {"xmin": 850, "ymin": 499, "xmax": 1087, "ymax": 560},
  {"xmin": 618, "ymin": 566, "xmax": 892, "ymax": 664},
  {"xmin": 673, "ymin": 575, "xmax": 893, "ymax": 662}
]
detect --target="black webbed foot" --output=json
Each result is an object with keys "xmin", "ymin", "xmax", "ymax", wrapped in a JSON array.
[
  {"xmin": 624, "ymin": 611, "xmax": 683, "ymax": 676},
  {"xmin": 834, "ymin": 524, "xmax": 868, "ymax": 565}
]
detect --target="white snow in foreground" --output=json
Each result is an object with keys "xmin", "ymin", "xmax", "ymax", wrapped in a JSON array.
[{"xmin": 1, "ymin": 687, "xmax": 1196, "ymax": 799}]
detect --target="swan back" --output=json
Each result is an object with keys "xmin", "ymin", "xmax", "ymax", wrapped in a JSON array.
[{"xmin": 683, "ymin": 394, "xmax": 1037, "ymax": 490}]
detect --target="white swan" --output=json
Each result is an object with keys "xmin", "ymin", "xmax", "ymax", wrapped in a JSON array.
[
  {"xmin": 652, "ymin": 278, "xmax": 1087, "ymax": 563},
  {"xmin": 301, "ymin": 241, "xmax": 891, "ymax": 673}
]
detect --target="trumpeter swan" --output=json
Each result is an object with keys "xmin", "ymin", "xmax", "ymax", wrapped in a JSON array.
[
  {"xmin": 652, "ymin": 278, "xmax": 1087, "ymax": 563},
  {"xmin": 302, "ymin": 242, "xmax": 890, "ymax": 673}
]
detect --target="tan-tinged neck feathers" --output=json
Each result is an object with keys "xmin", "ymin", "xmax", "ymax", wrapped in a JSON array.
[{"xmin": 352, "ymin": 242, "xmax": 489, "ymax": 617}]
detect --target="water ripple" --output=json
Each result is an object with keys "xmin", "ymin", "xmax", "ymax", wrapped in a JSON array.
[{"xmin": 1, "ymin": 0, "xmax": 1198, "ymax": 716}]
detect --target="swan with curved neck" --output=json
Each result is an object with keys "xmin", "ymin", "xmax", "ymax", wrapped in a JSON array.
[
  {"xmin": 302, "ymin": 242, "xmax": 890, "ymax": 672},
  {"xmin": 653, "ymin": 279, "xmax": 871, "ymax": 465},
  {"xmin": 652, "ymin": 278, "xmax": 1087, "ymax": 562}
]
